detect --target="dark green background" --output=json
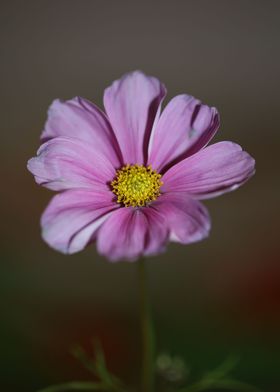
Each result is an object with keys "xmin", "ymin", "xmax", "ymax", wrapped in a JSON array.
[{"xmin": 1, "ymin": 1, "xmax": 279, "ymax": 391}]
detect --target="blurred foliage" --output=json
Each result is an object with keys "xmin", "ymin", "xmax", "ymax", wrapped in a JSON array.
[{"xmin": 36, "ymin": 345, "xmax": 262, "ymax": 392}]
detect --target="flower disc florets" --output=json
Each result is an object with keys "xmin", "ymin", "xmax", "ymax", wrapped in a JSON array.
[{"xmin": 111, "ymin": 164, "xmax": 163, "ymax": 207}]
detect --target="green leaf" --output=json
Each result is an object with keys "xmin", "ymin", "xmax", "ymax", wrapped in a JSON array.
[
  {"xmin": 178, "ymin": 377, "xmax": 262, "ymax": 392},
  {"xmin": 202, "ymin": 355, "xmax": 240, "ymax": 381},
  {"xmin": 92, "ymin": 340, "xmax": 124, "ymax": 390},
  {"xmin": 70, "ymin": 341, "xmax": 123, "ymax": 391},
  {"xmin": 211, "ymin": 379, "xmax": 262, "ymax": 392},
  {"xmin": 71, "ymin": 345, "xmax": 97, "ymax": 377},
  {"xmin": 36, "ymin": 381, "xmax": 109, "ymax": 392}
]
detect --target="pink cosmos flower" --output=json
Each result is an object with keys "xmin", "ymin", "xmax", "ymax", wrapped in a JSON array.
[{"xmin": 27, "ymin": 71, "xmax": 255, "ymax": 262}]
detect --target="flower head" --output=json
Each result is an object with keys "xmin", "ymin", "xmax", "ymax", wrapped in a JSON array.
[{"xmin": 27, "ymin": 71, "xmax": 255, "ymax": 261}]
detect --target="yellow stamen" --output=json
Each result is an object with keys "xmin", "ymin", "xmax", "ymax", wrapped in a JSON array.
[{"xmin": 111, "ymin": 164, "xmax": 163, "ymax": 207}]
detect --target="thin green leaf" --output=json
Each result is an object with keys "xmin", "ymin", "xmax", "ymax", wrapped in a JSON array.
[
  {"xmin": 36, "ymin": 381, "xmax": 108, "ymax": 392},
  {"xmin": 71, "ymin": 345, "xmax": 97, "ymax": 377},
  {"xmin": 178, "ymin": 377, "xmax": 262, "ymax": 392},
  {"xmin": 94, "ymin": 341, "xmax": 109, "ymax": 381},
  {"xmin": 202, "ymin": 355, "xmax": 240, "ymax": 381},
  {"xmin": 210, "ymin": 379, "xmax": 262, "ymax": 392},
  {"xmin": 92, "ymin": 340, "xmax": 124, "ymax": 390},
  {"xmin": 178, "ymin": 377, "xmax": 219, "ymax": 392}
]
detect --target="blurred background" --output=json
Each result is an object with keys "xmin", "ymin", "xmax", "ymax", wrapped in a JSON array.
[{"xmin": 1, "ymin": 1, "xmax": 279, "ymax": 391}]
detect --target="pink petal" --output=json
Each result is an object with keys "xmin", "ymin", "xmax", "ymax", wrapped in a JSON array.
[
  {"xmin": 148, "ymin": 94, "xmax": 219, "ymax": 172},
  {"xmin": 103, "ymin": 71, "xmax": 166, "ymax": 165},
  {"xmin": 153, "ymin": 193, "xmax": 211, "ymax": 244},
  {"xmin": 96, "ymin": 207, "xmax": 168, "ymax": 262},
  {"xmin": 41, "ymin": 189, "xmax": 118, "ymax": 254},
  {"xmin": 27, "ymin": 136, "xmax": 116, "ymax": 191},
  {"xmin": 41, "ymin": 97, "xmax": 122, "ymax": 168},
  {"xmin": 162, "ymin": 142, "xmax": 255, "ymax": 198}
]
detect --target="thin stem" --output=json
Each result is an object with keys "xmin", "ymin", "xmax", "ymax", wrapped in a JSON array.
[{"xmin": 138, "ymin": 258, "xmax": 155, "ymax": 392}]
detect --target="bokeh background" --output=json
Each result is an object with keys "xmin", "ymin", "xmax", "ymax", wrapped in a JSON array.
[{"xmin": 1, "ymin": 1, "xmax": 280, "ymax": 391}]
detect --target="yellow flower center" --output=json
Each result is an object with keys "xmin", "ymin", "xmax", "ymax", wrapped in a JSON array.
[{"xmin": 111, "ymin": 164, "xmax": 163, "ymax": 207}]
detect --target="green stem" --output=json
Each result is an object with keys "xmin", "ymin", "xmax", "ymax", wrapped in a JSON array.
[{"xmin": 138, "ymin": 258, "xmax": 155, "ymax": 392}]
